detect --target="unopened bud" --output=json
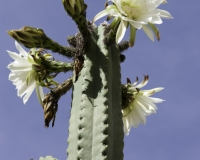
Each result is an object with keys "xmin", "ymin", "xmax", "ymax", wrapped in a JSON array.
[
  {"xmin": 7, "ymin": 26, "xmax": 46, "ymax": 48},
  {"xmin": 8, "ymin": 26, "xmax": 73, "ymax": 57},
  {"xmin": 62, "ymin": 0, "xmax": 86, "ymax": 16}
]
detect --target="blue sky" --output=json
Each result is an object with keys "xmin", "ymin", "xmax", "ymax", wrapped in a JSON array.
[{"xmin": 1, "ymin": 0, "xmax": 200, "ymax": 160}]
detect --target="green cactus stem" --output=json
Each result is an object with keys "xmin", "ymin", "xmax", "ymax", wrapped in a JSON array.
[{"xmin": 67, "ymin": 24, "xmax": 124, "ymax": 160}]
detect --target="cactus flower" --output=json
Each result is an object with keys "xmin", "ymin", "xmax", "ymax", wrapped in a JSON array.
[
  {"xmin": 93, "ymin": 0, "xmax": 172, "ymax": 45},
  {"xmin": 122, "ymin": 76, "xmax": 164, "ymax": 135},
  {"xmin": 7, "ymin": 41, "xmax": 44, "ymax": 104}
]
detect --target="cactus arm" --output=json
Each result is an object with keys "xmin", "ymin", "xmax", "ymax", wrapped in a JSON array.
[{"xmin": 67, "ymin": 24, "xmax": 124, "ymax": 160}]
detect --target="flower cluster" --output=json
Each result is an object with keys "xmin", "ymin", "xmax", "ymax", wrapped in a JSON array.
[
  {"xmin": 93, "ymin": 0, "xmax": 172, "ymax": 46},
  {"xmin": 122, "ymin": 75, "xmax": 164, "ymax": 135},
  {"xmin": 7, "ymin": 41, "xmax": 44, "ymax": 104}
]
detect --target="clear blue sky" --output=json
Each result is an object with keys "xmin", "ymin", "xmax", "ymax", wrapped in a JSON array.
[{"xmin": 1, "ymin": 0, "xmax": 200, "ymax": 160}]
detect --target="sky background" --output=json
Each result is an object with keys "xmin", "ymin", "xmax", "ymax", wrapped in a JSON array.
[{"xmin": 0, "ymin": 0, "xmax": 200, "ymax": 160}]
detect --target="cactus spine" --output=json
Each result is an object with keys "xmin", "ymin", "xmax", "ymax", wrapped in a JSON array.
[{"xmin": 67, "ymin": 24, "xmax": 124, "ymax": 160}]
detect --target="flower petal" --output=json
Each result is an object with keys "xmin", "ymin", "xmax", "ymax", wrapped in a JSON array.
[
  {"xmin": 93, "ymin": 6, "xmax": 116, "ymax": 22},
  {"xmin": 7, "ymin": 41, "xmax": 38, "ymax": 105},
  {"xmin": 122, "ymin": 76, "xmax": 164, "ymax": 135},
  {"xmin": 15, "ymin": 41, "xmax": 28, "ymax": 56},
  {"xmin": 23, "ymin": 81, "xmax": 36, "ymax": 104},
  {"xmin": 93, "ymin": 0, "xmax": 172, "ymax": 43},
  {"xmin": 6, "ymin": 50, "xmax": 29, "ymax": 63},
  {"xmin": 158, "ymin": 9, "xmax": 173, "ymax": 19},
  {"xmin": 142, "ymin": 25, "xmax": 154, "ymax": 41},
  {"xmin": 35, "ymin": 84, "xmax": 44, "ymax": 106},
  {"xmin": 116, "ymin": 20, "xmax": 127, "ymax": 43}
]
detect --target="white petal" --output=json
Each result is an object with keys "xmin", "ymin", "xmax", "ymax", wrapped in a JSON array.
[
  {"xmin": 158, "ymin": 9, "xmax": 173, "ymax": 19},
  {"xmin": 123, "ymin": 118, "xmax": 130, "ymax": 135},
  {"xmin": 151, "ymin": 15, "xmax": 163, "ymax": 24},
  {"xmin": 7, "ymin": 62, "xmax": 31, "ymax": 69},
  {"xmin": 9, "ymin": 70, "xmax": 31, "ymax": 82},
  {"xmin": 17, "ymin": 82, "xmax": 28, "ymax": 97},
  {"xmin": 150, "ymin": 97, "xmax": 164, "ymax": 103},
  {"xmin": 93, "ymin": 6, "xmax": 116, "ymax": 22},
  {"xmin": 129, "ymin": 21, "xmax": 143, "ymax": 30},
  {"xmin": 116, "ymin": 20, "xmax": 127, "ymax": 43},
  {"xmin": 23, "ymin": 81, "xmax": 36, "ymax": 104},
  {"xmin": 6, "ymin": 50, "xmax": 28, "ymax": 63},
  {"xmin": 113, "ymin": 0, "xmax": 127, "ymax": 16},
  {"xmin": 142, "ymin": 25, "xmax": 154, "ymax": 41},
  {"xmin": 128, "ymin": 108, "xmax": 140, "ymax": 128},
  {"xmin": 141, "ymin": 87, "xmax": 164, "ymax": 96},
  {"xmin": 137, "ymin": 95, "xmax": 158, "ymax": 111},
  {"xmin": 35, "ymin": 84, "xmax": 44, "ymax": 106},
  {"xmin": 134, "ymin": 102, "xmax": 146, "ymax": 124},
  {"xmin": 15, "ymin": 41, "xmax": 28, "ymax": 56},
  {"xmin": 7, "ymin": 64, "xmax": 32, "ymax": 72}
]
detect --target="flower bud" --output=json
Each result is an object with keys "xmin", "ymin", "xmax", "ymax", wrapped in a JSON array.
[
  {"xmin": 62, "ymin": 0, "xmax": 85, "ymax": 16},
  {"xmin": 7, "ymin": 26, "xmax": 46, "ymax": 48}
]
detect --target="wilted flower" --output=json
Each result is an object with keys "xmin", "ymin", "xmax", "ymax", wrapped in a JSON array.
[
  {"xmin": 122, "ymin": 75, "xmax": 164, "ymax": 135},
  {"xmin": 93, "ymin": 0, "xmax": 172, "ymax": 46},
  {"xmin": 7, "ymin": 41, "xmax": 44, "ymax": 104}
]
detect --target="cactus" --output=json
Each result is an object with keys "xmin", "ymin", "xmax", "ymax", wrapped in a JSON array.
[
  {"xmin": 7, "ymin": 0, "xmax": 172, "ymax": 159},
  {"xmin": 67, "ymin": 24, "xmax": 124, "ymax": 160}
]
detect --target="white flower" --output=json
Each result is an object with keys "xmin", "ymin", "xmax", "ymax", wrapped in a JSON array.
[
  {"xmin": 122, "ymin": 75, "xmax": 164, "ymax": 135},
  {"xmin": 93, "ymin": 0, "xmax": 172, "ymax": 45},
  {"xmin": 7, "ymin": 41, "xmax": 44, "ymax": 104}
]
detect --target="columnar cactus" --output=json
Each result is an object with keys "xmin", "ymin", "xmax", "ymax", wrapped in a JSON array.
[
  {"xmin": 6, "ymin": 0, "xmax": 172, "ymax": 160},
  {"xmin": 67, "ymin": 24, "xmax": 124, "ymax": 160}
]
